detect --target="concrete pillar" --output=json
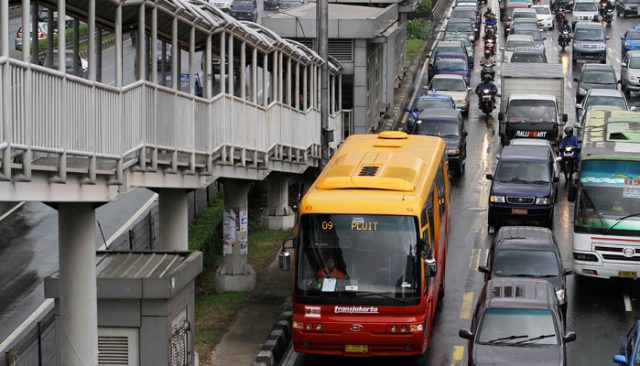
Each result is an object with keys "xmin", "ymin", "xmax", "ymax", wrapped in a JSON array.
[
  {"xmin": 262, "ymin": 52, "xmax": 269, "ymax": 106},
  {"xmin": 189, "ymin": 25, "xmax": 196, "ymax": 94},
  {"xmin": 88, "ymin": 0, "xmax": 96, "ymax": 81},
  {"xmin": 56, "ymin": 203, "xmax": 98, "ymax": 366},
  {"xmin": 115, "ymin": 2, "xmax": 122, "ymax": 87},
  {"xmin": 151, "ymin": 7, "xmax": 158, "ymax": 84},
  {"xmin": 228, "ymin": 34, "xmax": 234, "ymax": 97},
  {"xmin": 158, "ymin": 189, "xmax": 189, "ymax": 251},
  {"xmin": 21, "ymin": 0, "xmax": 30, "ymax": 63},
  {"xmin": 272, "ymin": 51, "xmax": 278, "ymax": 103},
  {"xmin": 220, "ymin": 32, "xmax": 226, "ymax": 94},
  {"xmin": 264, "ymin": 173, "xmax": 295, "ymax": 230},
  {"xmin": 252, "ymin": 48, "xmax": 258, "ymax": 104},
  {"xmin": 136, "ymin": 3, "xmax": 145, "ymax": 81},
  {"xmin": 205, "ymin": 35, "xmax": 213, "ymax": 98},
  {"xmin": 171, "ymin": 16, "xmax": 178, "ymax": 90},
  {"xmin": 240, "ymin": 41, "xmax": 246, "ymax": 99},
  {"xmin": 303, "ymin": 65, "xmax": 308, "ymax": 110},
  {"xmin": 215, "ymin": 180, "xmax": 256, "ymax": 293}
]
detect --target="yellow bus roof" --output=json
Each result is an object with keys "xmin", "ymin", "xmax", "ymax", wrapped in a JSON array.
[{"xmin": 300, "ymin": 132, "xmax": 446, "ymax": 216}]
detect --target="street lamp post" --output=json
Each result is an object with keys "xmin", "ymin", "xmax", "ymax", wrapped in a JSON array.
[{"xmin": 317, "ymin": 0, "xmax": 329, "ymax": 166}]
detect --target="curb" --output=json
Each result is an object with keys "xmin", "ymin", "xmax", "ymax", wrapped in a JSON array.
[{"xmin": 253, "ymin": 298, "xmax": 292, "ymax": 366}]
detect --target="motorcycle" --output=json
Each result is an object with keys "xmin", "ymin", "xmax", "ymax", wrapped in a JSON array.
[
  {"xmin": 561, "ymin": 146, "xmax": 579, "ymax": 185},
  {"xmin": 484, "ymin": 24, "xmax": 497, "ymax": 41},
  {"xmin": 599, "ymin": 6, "xmax": 613, "ymax": 27},
  {"xmin": 485, "ymin": 39, "xmax": 496, "ymax": 55},
  {"xmin": 555, "ymin": 8, "xmax": 567, "ymax": 26},
  {"xmin": 479, "ymin": 89, "xmax": 495, "ymax": 116},
  {"xmin": 558, "ymin": 30, "xmax": 571, "ymax": 51},
  {"xmin": 481, "ymin": 63, "xmax": 495, "ymax": 80}
]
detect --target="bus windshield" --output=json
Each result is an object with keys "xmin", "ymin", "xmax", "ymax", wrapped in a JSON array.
[
  {"xmin": 297, "ymin": 214, "xmax": 421, "ymax": 304},
  {"xmin": 576, "ymin": 160, "xmax": 640, "ymax": 234}
]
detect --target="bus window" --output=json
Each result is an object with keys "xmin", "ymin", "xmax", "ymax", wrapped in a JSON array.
[
  {"xmin": 422, "ymin": 191, "xmax": 435, "ymax": 246},
  {"xmin": 436, "ymin": 160, "xmax": 446, "ymax": 218}
]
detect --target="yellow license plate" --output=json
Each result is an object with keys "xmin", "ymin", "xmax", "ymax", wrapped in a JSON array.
[
  {"xmin": 619, "ymin": 271, "xmax": 637, "ymax": 278},
  {"xmin": 345, "ymin": 345, "xmax": 368, "ymax": 353}
]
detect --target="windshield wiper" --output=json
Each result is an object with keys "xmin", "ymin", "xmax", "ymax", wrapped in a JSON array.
[
  {"xmin": 509, "ymin": 178, "xmax": 529, "ymax": 184},
  {"xmin": 484, "ymin": 334, "xmax": 528, "ymax": 344},
  {"xmin": 528, "ymin": 180, "xmax": 551, "ymax": 184},
  {"xmin": 352, "ymin": 291, "xmax": 410, "ymax": 304},
  {"xmin": 513, "ymin": 333, "xmax": 556, "ymax": 345},
  {"xmin": 605, "ymin": 212, "xmax": 640, "ymax": 233}
]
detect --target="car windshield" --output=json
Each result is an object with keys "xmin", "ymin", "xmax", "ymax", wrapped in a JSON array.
[
  {"xmin": 576, "ymin": 160, "xmax": 640, "ymax": 234},
  {"xmin": 297, "ymin": 214, "xmax": 421, "ymax": 303},
  {"xmin": 506, "ymin": 39, "xmax": 534, "ymax": 50},
  {"xmin": 445, "ymin": 36, "xmax": 472, "ymax": 48},
  {"xmin": 534, "ymin": 6, "xmax": 551, "ymax": 14},
  {"xmin": 234, "ymin": 0, "xmax": 254, "ymax": 6},
  {"xmin": 585, "ymin": 96, "xmax": 627, "ymax": 109},
  {"xmin": 514, "ymin": 12, "xmax": 537, "ymax": 18},
  {"xmin": 415, "ymin": 98, "xmax": 453, "ymax": 111},
  {"xmin": 447, "ymin": 22, "xmax": 473, "ymax": 32},
  {"xmin": 436, "ymin": 46, "xmax": 464, "ymax": 54},
  {"xmin": 630, "ymin": 57, "xmax": 640, "ymax": 69},
  {"xmin": 431, "ymin": 78, "xmax": 467, "ymax": 91},
  {"xmin": 495, "ymin": 161, "xmax": 551, "ymax": 183},
  {"xmin": 453, "ymin": 9, "xmax": 476, "ymax": 18},
  {"xmin": 493, "ymin": 249, "xmax": 560, "ymax": 277},
  {"xmin": 513, "ymin": 29, "xmax": 542, "ymax": 41},
  {"xmin": 511, "ymin": 53, "xmax": 546, "ymax": 63},
  {"xmin": 507, "ymin": 99, "xmax": 557, "ymax": 123},
  {"xmin": 435, "ymin": 60, "xmax": 468, "ymax": 71},
  {"xmin": 575, "ymin": 28, "xmax": 605, "ymax": 41},
  {"xmin": 416, "ymin": 120, "xmax": 460, "ymax": 138},
  {"xmin": 477, "ymin": 308, "xmax": 558, "ymax": 345},
  {"xmin": 575, "ymin": 1, "xmax": 597, "ymax": 10},
  {"xmin": 582, "ymin": 70, "xmax": 616, "ymax": 84},
  {"xmin": 626, "ymin": 31, "xmax": 640, "ymax": 40}
]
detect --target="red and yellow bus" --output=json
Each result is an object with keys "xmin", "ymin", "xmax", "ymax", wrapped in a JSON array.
[{"xmin": 291, "ymin": 131, "xmax": 450, "ymax": 357}]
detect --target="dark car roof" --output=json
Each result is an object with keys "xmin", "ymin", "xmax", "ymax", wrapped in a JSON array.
[
  {"xmin": 485, "ymin": 278, "xmax": 556, "ymax": 309},
  {"xmin": 581, "ymin": 63, "xmax": 615, "ymax": 72},
  {"xmin": 418, "ymin": 108, "xmax": 461, "ymax": 120},
  {"xmin": 500, "ymin": 145, "xmax": 551, "ymax": 162},
  {"xmin": 495, "ymin": 226, "xmax": 556, "ymax": 249}
]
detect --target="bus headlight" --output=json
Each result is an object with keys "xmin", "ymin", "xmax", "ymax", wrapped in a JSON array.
[
  {"xmin": 490, "ymin": 195, "xmax": 506, "ymax": 203},
  {"xmin": 536, "ymin": 197, "xmax": 552, "ymax": 205}
]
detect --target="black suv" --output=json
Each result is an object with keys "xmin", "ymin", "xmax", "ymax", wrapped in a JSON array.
[
  {"xmin": 459, "ymin": 278, "xmax": 576, "ymax": 366},
  {"xmin": 574, "ymin": 63, "xmax": 618, "ymax": 103},
  {"xmin": 478, "ymin": 226, "xmax": 574, "ymax": 316},
  {"xmin": 486, "ymin": 145, "xmax": 559, "ymax": 230},
  {"xmin": 412, "ymin": 109, "xmax": 467, "ymax": 176}
]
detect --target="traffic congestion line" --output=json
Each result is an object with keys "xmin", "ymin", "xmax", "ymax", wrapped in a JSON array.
[
  {"xmin": 451, "ymin": 345, "xmax": 465, "ymax": 366},
  {"xmin": 624, "ymin": 291, "xmax": 632, "ymax": 312},
  {"xmin": 460, "ymin": 292, "xmax": 474, "ymax": 319}
]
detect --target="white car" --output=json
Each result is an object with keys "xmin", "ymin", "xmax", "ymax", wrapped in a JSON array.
[
  {"xmin": 427, "ymin": 74, "xmax": 471, "ymax": 114},
  {"xmin": 502, "ymin": 34, "xmax": 535, "ymax": 62},
  {"xmin": 532, "ymin": 5, "xmax": 554, "ymax": 30},
  {"xmin": 572, "ymin": 0, "xmax": 598, "ymax": 24}
]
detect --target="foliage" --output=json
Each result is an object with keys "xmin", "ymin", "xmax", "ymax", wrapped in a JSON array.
[
  {"xmin": 406, "ymin": 39, "xmax": 425, "ymax": 63},
  {"xmin": 406, "ymin": 19, "xmax": 432, "ymax": 40}
]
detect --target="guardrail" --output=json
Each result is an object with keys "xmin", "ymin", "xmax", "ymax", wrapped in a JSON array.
[{"xmin": 0, "ymin": 56, "xmax": 341, "ymax": 185}]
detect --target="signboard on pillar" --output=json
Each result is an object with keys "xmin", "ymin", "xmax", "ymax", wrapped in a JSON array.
[
  {"xmin": 223, "ymin": 209, "xmax": 237, "ymax": 255},
  {"xmin": 239, "ymin": 209, "xmax": 248, "ymax": 255}
]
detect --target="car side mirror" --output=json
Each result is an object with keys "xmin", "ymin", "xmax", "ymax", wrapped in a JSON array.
[
  {"xmin": 403, "ymin": 107, "xmax": 412, "ymax": 113},
  {"xmin": 562, "ymin": 114, "xmax": 568, "ymax": 123},
  {"xmin": 614, "ymin": 355, "xmax": 628, "ymax": 364},
  {"xmin": 563, "ymin": 332, "xmax": 577, "ymax": 343},
  {"xmin": 486, "ymin": 173, "xmax": 494, "ymax": 180},
  {"xmin": 606, "ymin": 36, "xmax": 611, "ymax": 40},
  {"xmin": 573, "ymin": 77, "xmax": 579, "ymax": 82},
  {"xmin": 464, "ymin": 131, "xmax": 468, "ymax": 137},
  {"xmin": 564, "ymin": 268, "xmax": 575, "ymax": 275},
  {"xmin": 631, "ymin": 106, "xmax": 637, "ymax": 111},
  {"xmin": 621, "ymin": 62, "xmax": 627, "ymax": 67},
  {"xmin": 498, "ymin": 112, "xmax": 504, "ymax": 122},
  {"xmin": 554, "ymin": 176, "xmax": 560, "ymax": 183},
  {"xmin": 478, "ymin": 265, "xmax": 490, "ymax": 274},
  {"xmin": 459, "ymin": 329, "xmax": 474, "ymax": 340},
  {"xmin": 576, "ymin": 104, "xmax": 583, "ymax": 110}
]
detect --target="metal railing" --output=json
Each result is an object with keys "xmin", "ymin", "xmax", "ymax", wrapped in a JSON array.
[{"xmin": 0, "ymin": 57, "xmax": 342, "ymax": 185}]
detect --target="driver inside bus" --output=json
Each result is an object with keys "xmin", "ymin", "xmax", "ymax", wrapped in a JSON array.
[{"xmin": 317, "ymin": 258, "xmax": 347, "ymax": 280}]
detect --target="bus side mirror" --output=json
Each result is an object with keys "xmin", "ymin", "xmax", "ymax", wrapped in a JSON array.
[
  {"xmin": 563, "ymin": 332, "xmax": 577, "ymax": 343},
  {"xmin": 459, "ymin": 329, "xmax": 474, "ymax": 340},
  {"xmin": 425, "ymin": 257, "xmax": 437, "ymax": 276},
  {"xmin": 614, "ymin": 355, "xmax": 628, "ymax": 364},
  {"xmin": 278, "ymin": 237, "xmax": 296, "ymax": 271}
]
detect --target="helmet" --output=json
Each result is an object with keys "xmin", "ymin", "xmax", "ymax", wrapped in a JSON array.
[{"xmin": 564, "ymin": 126, "xmax": 573, "ymax": 136}]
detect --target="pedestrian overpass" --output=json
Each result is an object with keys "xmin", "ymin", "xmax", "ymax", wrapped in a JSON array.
[{"xmin": 0, "ymin": 0, "xmax": 344, "ymax": 364}]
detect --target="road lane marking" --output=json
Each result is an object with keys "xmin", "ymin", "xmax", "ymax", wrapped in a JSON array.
[
  {"xmin": 451, "ymin": 345, "xmax": 465, "ymax": 366},
  {"xmin": 460, "ymin": 292, "xmax": 474, "ymax": 319},
  {"xmin": 624, "ymin": 291, "xmax": 632, "ymax": 312},
  {"xmin": 469, "ymin": 248, "xmax": 485, "ymax": 270},
  {"xmin": 98, "ymin": 193, "xmax": 158, "ymax": 250},
  {"xmin": 0, "ymin": 299, "xmax": 53, "ymax": 352},
  {"xmin": 0, "ymin": 202, "xmax": 24, "ymax": 223}
]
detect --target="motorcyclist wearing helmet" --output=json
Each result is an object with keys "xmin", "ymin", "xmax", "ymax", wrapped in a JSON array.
[
  {"xmin": 599, "ymin": 0, "xmax": 614, "ymax": 12},
  {"xmin": 558, "ymin": 17, "xmax": 572, "ymax": 43},
  {"xmin": 475, "ymin": 75, "xmax": 498, "ymax": 108},
  {"xmin": 560, "ymin": 126, "xmax": 581, "ymax": 168},
  {"xmin": 485, "ymin": 9, "xmax": 497, "ymax": 26},
  {"xmin": 481, "ymin": 50, "xmax": 495, "ymax": 66}
]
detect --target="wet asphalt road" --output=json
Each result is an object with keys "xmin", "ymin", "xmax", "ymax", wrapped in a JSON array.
[
  {"xmin": 282, "ymin": 3, "xmax": 640, "ymax": 365},
  {"xmin": 0, "ymin": 188, "xmax": 155, "ymax": 342}
]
